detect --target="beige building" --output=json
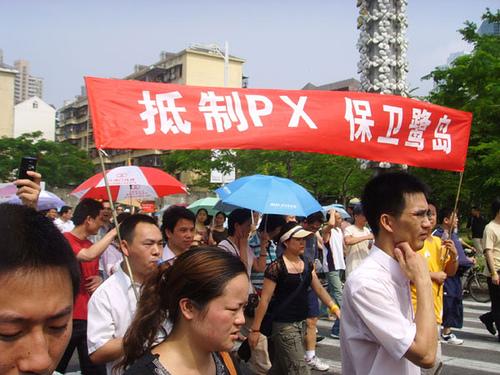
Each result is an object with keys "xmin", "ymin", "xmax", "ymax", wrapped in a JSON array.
[
  {"xmin": 14, "ymin": 96, "xmax": 56, "ymax": 140},
  {"xmin": 57, "ymin": 45, "xmax": 246, "ymax": 170},
  {"xmin": 14, "ymin": 60, "xmax": 43, "ymax": 104},
  {"xmin": 0, "ymin": 60, "xmax": 17, "ymax": 137}
]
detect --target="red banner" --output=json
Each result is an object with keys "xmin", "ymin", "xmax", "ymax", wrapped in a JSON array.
[{"xmin": 85, "ymin": 77, "xmax": 472, "ymax": 172}]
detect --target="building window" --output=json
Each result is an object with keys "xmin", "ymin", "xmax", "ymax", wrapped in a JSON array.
[{"xmin": 32, "ymin": 101, "xmax": 38, "ymax": 109}]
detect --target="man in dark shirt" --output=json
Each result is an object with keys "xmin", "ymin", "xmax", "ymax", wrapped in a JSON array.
[{"xmin": 467, "ymin": 206, "xmax": 487, "ymax": 253}]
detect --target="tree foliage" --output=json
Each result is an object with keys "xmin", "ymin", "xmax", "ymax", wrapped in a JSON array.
[
  {"xmin": 0, "ymin": 132, "xmax": 95, "ymax": 188},
  {"xmin": 160, "ymin": 149, "xmax": 371, "ymax": 205},
  {"xmin": 417, "ymin": 9, "xmax": 500, "ymax": 213}
]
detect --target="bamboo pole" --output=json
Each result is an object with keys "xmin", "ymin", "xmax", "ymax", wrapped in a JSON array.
[
  {"xmin": 98, "ymin": 149, "xmax": 140, "ymax": 300},
  {"xmin": 447, "ymin": 171, "xmax": 464, "ymax": 240}
]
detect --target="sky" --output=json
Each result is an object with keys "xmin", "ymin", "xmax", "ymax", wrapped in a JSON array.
[{"xmin": 1, "ymin": 0, "xmax": 498, "ymax": 108}]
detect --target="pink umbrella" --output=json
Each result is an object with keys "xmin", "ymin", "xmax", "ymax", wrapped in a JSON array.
[{"xmin": 71, "ymin": 166, "xmax": 187, "ymax": 201}]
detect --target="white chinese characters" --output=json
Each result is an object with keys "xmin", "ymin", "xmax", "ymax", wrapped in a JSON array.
[
  {"xmin": 138, "ymin": 91, "xmax": 191, "ymax": 135},
  {"xmin": 138, "ymin": 90, "xmax": 318, "ymax": 134},
  {"xmin": 344, "ymin": 97, "xmax": 452, "ymax": 153},
  {"xmin": 344, "ymin": 98, "xmax": 374, "ymax": 143},
  {"xmin": 432, "ymin": 115, "xmax": 452, "ymax": 154}
]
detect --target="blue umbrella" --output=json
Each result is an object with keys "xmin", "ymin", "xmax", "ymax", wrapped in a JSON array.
[
  {"xmin": 322, "ymin": 203, "xmax": 351, "ymax": 220},
  {"xmin": 215, "ymin": 174, "xmax": 322, "ymax": 216}
]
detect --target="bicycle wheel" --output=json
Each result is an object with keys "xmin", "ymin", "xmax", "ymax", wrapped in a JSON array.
[{"xmin": 468, "ymin": 274, "xmax": 490, "ymax": 303}]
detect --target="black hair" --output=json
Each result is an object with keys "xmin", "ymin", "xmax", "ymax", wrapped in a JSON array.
[
  {"xmin": 304, "ymin": 211, "xmax": 324, "ymax": 225},
  {"xmin": 160, "ymin": 205, "xmax": 195, "ymax": 241},
  {"xmin": 258, "ymin": 214, "xmax": 286, "ymax": 234},
  {"xmin": 491, "ymin": 198, "xmax": 500, "ymax": 219},
  {"xmin": 362, "ymin": 172, "xmax": 430, "ymax": 236},
  {"xmin": 352, "ymin": 204, "xmax": 364, "ymax": 216},
  {"xmin": 215, "ymin": 211, "xmax": 226, "ymax": 219},
  {"xmin": 72, "ymin": 198, "xmax": 103, "ymax": 226},
  {"xmin": 227, "ymin": 208, "xmax": 252, "ymax": 236},
  {"xmin": 0, "ymin": 203, "xmax": 80, "ymax": 298},
  {"xmin": 438, "ymin": 207, "xmax": 454, "ymax": 224},
  {"xmin": 59, "ymin": 205, "xmax": 72, "ymax": 215},
  {"xmin": 119, "ymin": 214, "xmax": 158, "ymax": 243}
]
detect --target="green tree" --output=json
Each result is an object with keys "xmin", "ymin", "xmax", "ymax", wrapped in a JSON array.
[
  {"xmin": 0, "ymin": 132, "xmax": 95, "ymax": 188},
  {"xmin": 160, "ymin": 148, "xmax": 371, "ymax": 205},
  {"xmin": 417, "ymin": 9, "xmax": 500, "ymax": 213}
]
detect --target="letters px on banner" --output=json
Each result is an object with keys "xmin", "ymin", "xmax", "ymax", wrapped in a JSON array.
[{"xmin": 85, "ymin": 77, "xmax": 472, "ymax": 172}]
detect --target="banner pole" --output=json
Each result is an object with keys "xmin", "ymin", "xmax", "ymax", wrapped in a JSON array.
[
  {"xmin": 450, "ymin": 171, "xmax": 464, "ymax": 233},
  {"xmin": 98, "ymin": 149, "xmax": 140, "ymax": 300},
  {"xmin": 438, "ymin": 170, "xmax": 465, "ymax": 299},
  {"xmin": 440, "ymin": 171, "xmax": 465, "ymax": 270}
]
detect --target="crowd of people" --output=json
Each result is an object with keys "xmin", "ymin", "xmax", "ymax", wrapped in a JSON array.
[{"xmin": 1, "ymin": 170, "xmax": 499, "ymax": 375}]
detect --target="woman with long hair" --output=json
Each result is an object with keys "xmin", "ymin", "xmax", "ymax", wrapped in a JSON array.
[
  {"xmin": 193, "ymin": 208, "xmax": 210, "ymax": 246},
  {"xmin": 209, "ymin": 211, "xmax": 228, "ymax": 245},
  {"xmin": 248, "ymin": 222, "xmax": 341, "ymax": 374},
  {"xmin": 120, "ymin": 247, "xmax": 247, "ymax": 374}
]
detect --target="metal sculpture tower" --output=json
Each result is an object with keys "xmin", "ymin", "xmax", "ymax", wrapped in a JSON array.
[{"xmin": 357, "ymin": 0, "xmax": 409, "ymax": 97}]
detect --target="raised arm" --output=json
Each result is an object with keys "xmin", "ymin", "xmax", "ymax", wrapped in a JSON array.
[
  {"xmin": 76, "ymin": 228, "xmax": 117, "ymax": 262},
  {"xmin": 395, "ymin": 242, "xmax": 437, "ymax": 368}
]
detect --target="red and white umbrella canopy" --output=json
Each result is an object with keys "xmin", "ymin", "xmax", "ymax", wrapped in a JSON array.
[{"xmin": 71, "ymin": 166, "xmax": 188, "ymax": 201}]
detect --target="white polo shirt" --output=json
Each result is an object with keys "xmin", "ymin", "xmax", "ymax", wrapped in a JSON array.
[
  {"xmin": 87, "ymin": 265, "xmax": 139, "ymax": 375},
  {"xmin": 340, "ymin": 245, "xmax": 419, "ymax": 375}
]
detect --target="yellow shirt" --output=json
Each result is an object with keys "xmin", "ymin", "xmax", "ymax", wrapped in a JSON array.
[{"xmin": 411, "ymin": 236, "xmax": 449, "ymax": 324}]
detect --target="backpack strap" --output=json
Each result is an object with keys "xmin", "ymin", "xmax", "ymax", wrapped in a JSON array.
[{"xmin": 219, "ymin": 351, "xmax": 237, "ymax": 375}]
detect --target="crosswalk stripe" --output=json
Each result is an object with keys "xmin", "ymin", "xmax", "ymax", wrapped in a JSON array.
[
  {"xmin": 311, "ymin": 295, "xmax": 497, "ymax": 373},
  {"xmin": 313, "ymin": 351, "xmax": 500, "ymax": 374},
  {"xmin": 465, "ymin": 307, "xmax": 492, "ymax": 315},
  {"xmin": 463, "ymin": 300, "xmax": 491, "ymax": 308},
  {"xmin": 318, "ymin": 321, "xmax": 500, "ymax": 352},
  {"xmin": 316, "ymin": 337, "xmax": 500, "ymax": 372},
  {"xmin": 441, "ymin": 356, "xmax": 500, "ymax": 373}
]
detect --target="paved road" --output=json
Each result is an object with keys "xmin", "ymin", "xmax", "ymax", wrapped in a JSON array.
[{"xmin": 313, "ymin": 298, "xmax": 500, "ymax": 374}]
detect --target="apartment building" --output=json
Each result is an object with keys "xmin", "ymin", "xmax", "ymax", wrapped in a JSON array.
[
  {"xmin": 57, "ymin": 45, "xmax": 245, "ymax": 169},
  {"xmin": 0, "ymin": 58, "xmax": 17, "ymax": 137},
  {"xmin": 14, "ymin": 60, "xmax": 43, "ymax": 104}
]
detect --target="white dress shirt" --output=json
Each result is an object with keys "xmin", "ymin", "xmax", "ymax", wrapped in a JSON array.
[
  {"xmin": 87, "ymin": 265, "xmax": 139, "ymax": 375},
  {"xmin": 161, "ymin": 242, "xmax": 177, "ymax": 264},
  {"xmin": 340, "ymin": 245, "xmax": 419, "ymax": 375}
]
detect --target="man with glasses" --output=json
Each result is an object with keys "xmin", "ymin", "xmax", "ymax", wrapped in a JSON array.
[{"xmin": 341, "ymin": 172, "xmax": 437, "ymax": 375}]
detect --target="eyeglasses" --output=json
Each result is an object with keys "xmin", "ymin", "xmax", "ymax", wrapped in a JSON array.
[{"xmin": 404, "ymin": 209, "xmax": 432, "ymax": 221}]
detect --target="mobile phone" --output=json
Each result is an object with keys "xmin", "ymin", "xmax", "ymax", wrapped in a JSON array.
[{"xmin": 18, "ymin": 156, "xmax": 37, "ymax": 180}]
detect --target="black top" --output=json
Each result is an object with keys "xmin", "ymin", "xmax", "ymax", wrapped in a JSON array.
[
  {"xmin": 123, "ymin": 351, "xmax": 229, "ymax": 375},
  {"xmin": 264, "ymin": 256, "xmax": 313, "ymax": 322},
  {"xmin": 212, "ymin": 228, "xmax": 228, "ymax": 244},
  {"xmin": 467, "ymin": 215, "xmax": 487, "ymax": 238}
]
